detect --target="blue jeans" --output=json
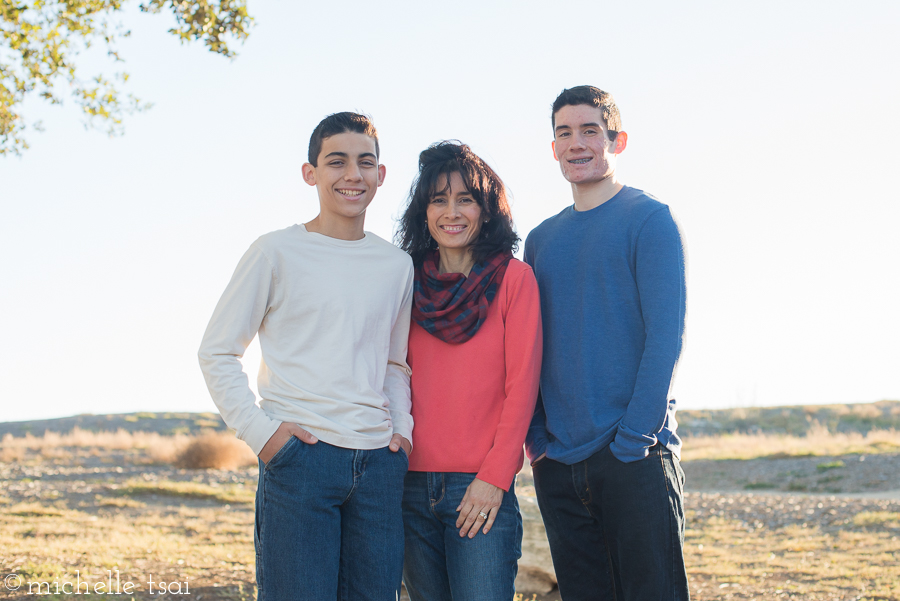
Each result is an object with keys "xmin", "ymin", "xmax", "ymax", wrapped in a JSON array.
[
  {"xmin": 402, "ymin": 472, "xmax": 522, "ymax": 601},
  {"xmin": 255, "ymin": 438, "xmax": 408, "ymax": 601},
  {"xmin": 533, "ymin": 443, "xmax": 689, "ymax": 601}
]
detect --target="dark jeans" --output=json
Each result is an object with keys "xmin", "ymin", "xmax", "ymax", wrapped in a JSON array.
[
  {"xmin": 254, "ymin": 438, "xmax": 408, "ymax": 601},
  {"xmin": 533, "ymin": 444, "xmax": 689, "ymax": 601}
]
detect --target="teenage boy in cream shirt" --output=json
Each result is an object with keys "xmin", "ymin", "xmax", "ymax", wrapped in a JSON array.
[{"xmin": 199, "ymin": 112, "xmax": 413, "ymax": 601}]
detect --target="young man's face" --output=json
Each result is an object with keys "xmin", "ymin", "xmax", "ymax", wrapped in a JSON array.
[
  {"xmin": 301, "ymin": 132, "xmax": 385, "ymax": 220},
  {"xmin": 551, "ymin": 104, "xmax": 626, "ymax": 186}
]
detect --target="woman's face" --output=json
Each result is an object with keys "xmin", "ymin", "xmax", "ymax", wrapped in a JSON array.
[{"xmin": 426, "ymin": 171, "xmax": 484, "ymax": 252}]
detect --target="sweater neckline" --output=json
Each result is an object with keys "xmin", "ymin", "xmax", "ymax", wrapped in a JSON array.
[
  {"xmin": 296, "ymin": 224, "xmax": 372, "ymax": 248},
  {"xmin": 566, "ymin": 186, "xmax": 633, "ymax": 219}
]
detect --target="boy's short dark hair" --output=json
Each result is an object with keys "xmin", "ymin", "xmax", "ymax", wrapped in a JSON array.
[
  {"xmin": 551, "ymin": 86, "xmax": 622, "ymax": 141},
  {"xmin": 396, "ymin": 141, "xmax": 519, "ymax": 266},
  {"xmin": 307, "ymin": 112, "xmax": 380, "ymax": 166}
]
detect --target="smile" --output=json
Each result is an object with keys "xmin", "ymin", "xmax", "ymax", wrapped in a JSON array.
[
  {"xmin": 440, "ymin": 225, "xmax": 467, "ymax": 232},
  {"xmin": 568, "ymin": 158, "xmax": 591, "ymax": 164},
  {"xmin": 336, "ymin": 189, "xmax": 364, "ymax": 197}
]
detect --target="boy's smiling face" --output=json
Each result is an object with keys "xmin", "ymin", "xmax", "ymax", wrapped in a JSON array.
[
  {"xmin": 302, "ymin": 132, "xmax": 385, "ymax": 221},
  {"xmin": 551, "ymin": 104, "xmax": 625, "ymax": 187}
]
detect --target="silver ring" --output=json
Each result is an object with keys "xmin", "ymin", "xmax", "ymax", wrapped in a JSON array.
[{"xmin": 478, "ymin": 511, "xmax": 488, "ymax": 520}]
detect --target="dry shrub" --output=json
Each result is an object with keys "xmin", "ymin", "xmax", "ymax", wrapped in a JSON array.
[
  {"xmin": 144, "ymin": 433, "xmax": 193, "ymax": 465},
  {"xmin": 0, "ymin": 445, "xmax": 25, "ymax": 462},
  {"xmin": 173, "ymin": 432, "xmax": 257, "ymax": 470}
]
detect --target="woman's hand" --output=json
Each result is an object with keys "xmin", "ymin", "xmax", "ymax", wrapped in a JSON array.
[{"xmin": 456, "ymin": 478, "xmax": 504, "ymax": 538}]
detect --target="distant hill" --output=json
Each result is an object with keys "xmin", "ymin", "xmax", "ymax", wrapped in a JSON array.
[
  {"xmin": 0, "ymin": 411, "xmax": 228, "ymax": 438},
  {"xmin": 677, "ymin": 400, "xmax": 900, "ymax": 437},
  {"xmin": 1, "ymin": 401, "xmax": 898, "ymax": 439}
]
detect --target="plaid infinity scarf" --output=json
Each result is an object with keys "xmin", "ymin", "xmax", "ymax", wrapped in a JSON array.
[{"xmin": 412, "ymin": 251, "xmax": 512, "ymax": 344}]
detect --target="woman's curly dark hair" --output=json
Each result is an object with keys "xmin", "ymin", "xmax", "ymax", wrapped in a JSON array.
[{"xmin": 396, "ymin": 141, "xmax": 519, "ymax": 266}]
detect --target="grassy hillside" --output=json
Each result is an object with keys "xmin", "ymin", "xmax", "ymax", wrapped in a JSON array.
[
  {"xmin": 2, "ymin": 401, "xmax": 899, "ymax": 440},
  {"xmin": 0, "ymin": 411, "xmax": 228, "ymax": 438},
  {"xmin": 677, "ymin": 400, "xmax": 900, "ymax": 437}
]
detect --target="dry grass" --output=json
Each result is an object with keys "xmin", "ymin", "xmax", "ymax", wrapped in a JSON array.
[
  {"xmin": 1, "ymin": 427, "xmax": 183, "ymax": 450},
  {"xmin": 683, "ymin": 423, "xmax": 900, "ymax": 461},
  {"xmin": 95, "ymin": 495, "xmax": 146, "ymax": 509},
  {"xmin": 686, "ymin": 495, "xmax": 900, "ymax": 600},
  {"xmin": 115, "ymin": 478, "xmax": 255, "ymax": 505},
  {"xmin": 0, "ymin": 499, "xmax": 256, "ymax": 600},
  {"xmin": 0, "ymin": 428, "xmax": 256, "ymax": 470},
  {"xmin": 853, "ymin": 511, "xmax": 900, "ymax": 528}
]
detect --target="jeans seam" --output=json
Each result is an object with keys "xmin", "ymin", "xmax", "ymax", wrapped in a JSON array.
[
  {"xmin": 343, "ymin": 449, "xmax": 362, "ymax": 505},
  {"xmin": 603, "ymin": 532, "xmax": 618, "ymax": 601},
  {"xmin": 430, "ymin": 473, "xmax": 445, "ymax": 510},
  {"xmin": 338, "ymin": 532, "xmax": 349, "ymax": 601},
  {"xmin": 659, "ymin": 450, "xmax": 678, "ymax": 600},
  {"xmin": 257, "ymin": 467, "xmax": 267, "ymax": 600},
  {"xmin": 576, "ymin": 461, "xmax": 593, "ymax": 509}
]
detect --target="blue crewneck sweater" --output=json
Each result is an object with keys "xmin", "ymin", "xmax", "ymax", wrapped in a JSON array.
[{"xmin": 524, "ymin": 186, "xmax": 685, "ymax": 464}]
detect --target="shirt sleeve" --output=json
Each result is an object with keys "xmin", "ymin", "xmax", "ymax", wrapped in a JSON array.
[
  {"xmin": 197, "ymin": 242, "xmax": 282, "ymax": 455},
  {"xmin": 476, "ymin": 266, "xmax": 543, "ymax": 490},
  {"xmin": 383, "ymin": 262, "xmax": 414, "ymax": 447},
  {"xmin": 609, "ymin": 208, "xmax": 686, "ymax": 462},
  {"xmin": 521, "ymin": 233, "xmax": 550, "ymax": 465},
  {"xmin": 524, "ymin": 389, "xmax": 549, "ymax": 464}
]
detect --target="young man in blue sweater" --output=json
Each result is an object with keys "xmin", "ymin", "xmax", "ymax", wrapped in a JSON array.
[{"xmin": 525, "ymin": 86, "xmax": 689, "ymax": 600}]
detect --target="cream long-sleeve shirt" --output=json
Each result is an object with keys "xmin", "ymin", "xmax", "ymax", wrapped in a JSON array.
[{"xmin": 198, "ymin": 224, "xmax": 414, "ymax": 455}]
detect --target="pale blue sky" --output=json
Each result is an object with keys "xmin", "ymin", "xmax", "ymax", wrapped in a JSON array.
[{"xmin": 2, "ymin": 0, "xmax": 898, "ymax": 422}]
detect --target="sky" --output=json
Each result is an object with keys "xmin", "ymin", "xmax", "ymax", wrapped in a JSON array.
[{"xmin": 1, "ymin": 0, "xmax": 898, "ymax": 423}]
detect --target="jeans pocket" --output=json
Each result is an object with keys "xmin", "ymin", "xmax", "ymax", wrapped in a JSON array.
[
  {"xmin": 397, "ymin": 446, "xmax": 410, "ymax": 471},
  {"xmin": 264, "ymin": 435, "xmax": 300, "ymax": 470}
]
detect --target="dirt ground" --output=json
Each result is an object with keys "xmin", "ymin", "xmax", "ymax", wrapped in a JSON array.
[
  {"xmin": 515, "ymin": 456, "xmax": 900, "ymax": 600},
  {"xmin": 2, "ymin": 447, "xmax": 899, "ymax": 600},
  {"xmin": 684, "ymin": 453, "xmax": 900, "ymax": 495}
]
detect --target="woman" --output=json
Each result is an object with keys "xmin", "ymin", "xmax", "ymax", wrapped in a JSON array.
[{"xmin": 397, "ymin": 141, "xmax": 542, "ymax": 601}]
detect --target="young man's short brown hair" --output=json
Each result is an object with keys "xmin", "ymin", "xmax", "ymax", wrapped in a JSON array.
[
  {"xmin": 307, "ymin": 112, "xmax": 379, "ymax": 166},
  {"xmin": 551, "ymin": 86, "xmax": 621, "ymax": 141}
]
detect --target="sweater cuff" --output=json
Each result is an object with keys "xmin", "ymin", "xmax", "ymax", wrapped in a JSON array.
[
  {"xmin": 389, "ymin": 413, "xmax": 414, "ymax": 451},
  {"xmin": 475, "ymin": 467, "xmax": 514, "ymax": 492},
  {"xmin": 239, "ymin": 412, "xmax": 283, "ymax": 456},
  {"xmin": 525, "ymin": 429, "xmax": 548, "ymax": 464},
  {"xmin": 608, "ymin": 422, "xmax": 657, "ymax": 463}
]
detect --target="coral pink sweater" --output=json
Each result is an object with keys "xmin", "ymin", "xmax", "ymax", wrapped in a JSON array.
[{"xmin": 407, "ymin": 259, "xmax": 542, "ymax": 491}]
